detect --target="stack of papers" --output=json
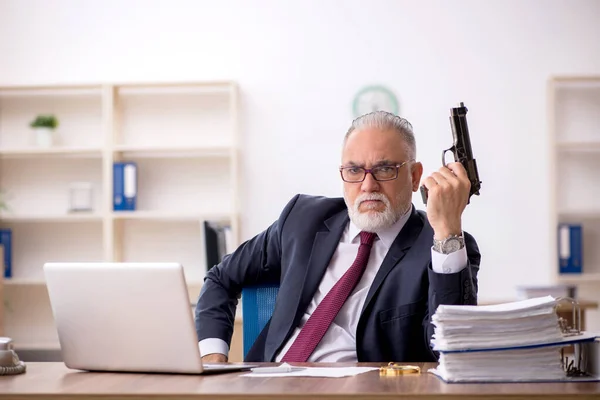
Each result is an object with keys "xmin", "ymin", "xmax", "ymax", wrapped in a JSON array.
[
  {"xmin": 431, "ymin": 296, "xmax": 564, "ymax": 351},
  {"xmin": 433, "ymin": 347, "xmax": 566, "ymax": 382},
  {"xmin": 429, "ymin": 296, "xmax": 569, "ymax": 382}
]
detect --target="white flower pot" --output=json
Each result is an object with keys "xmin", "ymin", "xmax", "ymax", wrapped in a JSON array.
[{"xmin": 34, "ymin": 127, "xmax": 54, "ymax": 147}]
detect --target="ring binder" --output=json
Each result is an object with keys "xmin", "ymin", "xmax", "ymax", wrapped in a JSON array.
[
  {"xmin": 555, "ymin": 297, "xmax": 582, "ymax": 337},
  {"xmin": 554, "ymin": 297, "xmax": 598, "ymax": 378}
]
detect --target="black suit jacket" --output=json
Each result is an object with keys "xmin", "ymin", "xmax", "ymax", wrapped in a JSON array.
[{"xmin": 195, "ymin": 194, "xmax": 481, "ymax": 362}]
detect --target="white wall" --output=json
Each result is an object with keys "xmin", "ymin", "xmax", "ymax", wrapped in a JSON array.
[{"xmin": 1, "ymin": 0, "xmax": 599, "ymax": 303}]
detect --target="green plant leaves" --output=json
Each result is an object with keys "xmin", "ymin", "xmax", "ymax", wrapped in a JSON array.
[{"xmin": 30, "ymin": 114, "xmax": 59, "ymax": 129}]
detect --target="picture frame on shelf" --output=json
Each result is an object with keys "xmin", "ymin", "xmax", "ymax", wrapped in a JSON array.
[{"xmin": 68, "ymin": 182, "xmax": 94, "ymax": 213}]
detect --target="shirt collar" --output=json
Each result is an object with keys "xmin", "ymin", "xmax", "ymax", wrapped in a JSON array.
[{"xmin": 347, "ymin": 206, "xmax": 412, "ymax": 248}]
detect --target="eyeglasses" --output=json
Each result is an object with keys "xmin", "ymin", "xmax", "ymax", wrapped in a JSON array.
[{"xmin": 339, "ymin": 160, "xmax": 413, "ymax": 183}]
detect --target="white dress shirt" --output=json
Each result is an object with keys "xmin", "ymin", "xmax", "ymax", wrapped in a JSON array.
[{"xmin": 199, "ymin": 210, "xmax": 468, "ymax": 360}]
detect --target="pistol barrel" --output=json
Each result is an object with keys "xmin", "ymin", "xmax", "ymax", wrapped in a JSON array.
[
  {"xmin": 450, "ymin": 102, "xmax": 481, "ymax": 198},
  {"xmin": 450, "ymin": 102, "xmax": 475, "ymax": 161}
]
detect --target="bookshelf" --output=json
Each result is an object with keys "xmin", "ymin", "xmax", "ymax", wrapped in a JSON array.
[
  {"xmin": 548, "ymin": 75, "xmax": 600, "ymax": 331},
  {"xmin": 0, "ymin": 82, "xmax": 240, "ymax": 352}
]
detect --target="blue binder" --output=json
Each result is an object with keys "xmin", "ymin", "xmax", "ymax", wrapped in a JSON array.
[
  {"xmin": 558, "ymin": 224, "xmax": 582, "ymax": 274},
  {"xmin": 113, "ymin": 162, "xmax": 137, "ymax": 211},
  {"xmin": 0, "ymin": 229, "xmax": 12, "ymax": 278}
]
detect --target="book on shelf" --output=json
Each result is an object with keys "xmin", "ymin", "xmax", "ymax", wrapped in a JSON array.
[
  {"xmin": 558, "ymin": 224, "xmax": 582, "ymax": 274},
  {"xmin": 429, "ymin": 296, "xmax": 600, "ymax": 383},
  {"xmin": 203, "ymin": 221, "xmax": 234, "ymax": 271},
  {"xmin": 0, "ymin": 229, "xmax": 12, "ymax": 278},
  {"xmin": 113, "ymin": 162, "xmax": 137, "ymax": 211}
]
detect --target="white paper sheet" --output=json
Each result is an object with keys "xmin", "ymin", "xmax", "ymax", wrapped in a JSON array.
[
  {"xmin": 242, "ymin": 363, "xmax": 379, "ymax": 378},
  {"xmin": 431, "ymin": 295, "xmax": 565, "ymax": 351}
]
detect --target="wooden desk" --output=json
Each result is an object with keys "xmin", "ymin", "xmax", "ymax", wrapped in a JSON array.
[
  {"xmin": 225, "ymin": 300, "xmax": 600, "ymax": 363},
  {"xmin": 0, "ymin": 362, "xmax": 598, "ymax": 400}
]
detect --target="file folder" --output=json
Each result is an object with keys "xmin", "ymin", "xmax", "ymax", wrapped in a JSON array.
[
  {"xmin": 113, "ymin": 162, "xmax": 137, "ymax": 211},
  {"xmin": 0, "ymin": 229, "xmax": 12, "ymax": 278},
  {"xmin": 558, "ymin": 224, "xmax": 582, "ymax": 274}
]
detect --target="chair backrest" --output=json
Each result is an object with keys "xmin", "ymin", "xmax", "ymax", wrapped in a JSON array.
[{"xmin": 241, "ymin": 283, "xmax": 280, "ymax": 358}]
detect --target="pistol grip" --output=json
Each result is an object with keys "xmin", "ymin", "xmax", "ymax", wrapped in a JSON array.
[{"xmin": 420, "ymin": 185, "xmax": 428, "ymax": 205}]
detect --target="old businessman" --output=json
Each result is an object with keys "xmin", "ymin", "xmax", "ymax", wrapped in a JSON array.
[{"xmin": 194, "ymin": 110, "xmax": 481, "ymax": 363}]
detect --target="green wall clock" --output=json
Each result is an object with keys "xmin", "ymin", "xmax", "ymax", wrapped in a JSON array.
[{"xmin": 352, "ymin": 85, "xmax": 399, "ymax": 118}]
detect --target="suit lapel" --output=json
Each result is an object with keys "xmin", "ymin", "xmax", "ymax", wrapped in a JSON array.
[
  {"xmin": 360, "ymin": 206, "xmax": 425, "ymax": 315},
  {"xmin": 266, "ymin": 209, "xmax": 348, "ymax": 361},
  {"xmin": 294, "ymin": 210, "xmax": 349, "ymax": 326}
]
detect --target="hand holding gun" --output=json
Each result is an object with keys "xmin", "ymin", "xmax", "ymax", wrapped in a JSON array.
[{"xmin": 420, "ymin": 102, "xmax": 482, "ymax": 205}]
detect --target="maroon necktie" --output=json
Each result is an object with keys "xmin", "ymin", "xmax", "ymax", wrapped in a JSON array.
[{"xmin": 281, "ymin": 231, "xmax": 377, "ymax": 362}]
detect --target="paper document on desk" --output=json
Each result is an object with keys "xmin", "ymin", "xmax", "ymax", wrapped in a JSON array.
[
  {"xmin": 429, "ymin": 295, "xmax": 600, "ymax": 383},
  {"xmin": 243, "ymin": 363, "xmax": 378, "ymax": 378},
  {"xmin": 431, "ymin": 295, "xmax": 565, "ymax": 351}
]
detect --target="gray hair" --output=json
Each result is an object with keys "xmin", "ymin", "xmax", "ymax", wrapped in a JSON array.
[{"xmin": 344, "ymin": 111, "xmax": 416, "ymax": 160}]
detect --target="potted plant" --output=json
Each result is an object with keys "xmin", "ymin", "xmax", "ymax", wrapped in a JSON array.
[{"xmin": 30, "ymin": 114, "xmax": 59, "ymax": 147}]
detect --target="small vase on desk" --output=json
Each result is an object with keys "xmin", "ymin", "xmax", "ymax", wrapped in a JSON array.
[{"xmin": 34, "ymin": 127, "xmax": 54, "ymax": 147}]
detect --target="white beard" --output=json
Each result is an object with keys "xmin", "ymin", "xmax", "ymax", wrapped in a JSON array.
[{"xmin": 345, "ymin": 192, "xmax": 408, "ymax": 232}]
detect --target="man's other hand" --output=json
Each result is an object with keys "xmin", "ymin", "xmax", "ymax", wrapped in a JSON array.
[{"xmin": 202, "ymin": 353, "xmax": 228, "ymax": 363}]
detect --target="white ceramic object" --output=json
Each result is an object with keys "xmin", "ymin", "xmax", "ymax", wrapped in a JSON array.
[{"xmin": 34, "ymin": 127, "xmax": 54, "ymax": 147}]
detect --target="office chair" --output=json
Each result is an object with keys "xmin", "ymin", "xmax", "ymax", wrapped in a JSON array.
[{"xmin": 241, "ymin": 283, "xmax": 280, "ymax": 358}]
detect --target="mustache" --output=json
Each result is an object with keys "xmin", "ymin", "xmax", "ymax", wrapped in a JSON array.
[{"xmin": 354, "ymin": 193, "xmax": 390, "ymax": 208}]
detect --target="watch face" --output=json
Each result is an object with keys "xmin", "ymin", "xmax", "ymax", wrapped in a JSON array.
[{"xmin": 442, "ymin": 237, "xmax": 463, "ymax": 254}]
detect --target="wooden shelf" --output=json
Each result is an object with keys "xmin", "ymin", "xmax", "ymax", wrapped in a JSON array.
[
  {"xmin": 558, "ymin": 210, "xmax": 600, "ymax": 220},
  {"xmin": 111, "ymin": 210, "xmax": 232, "ymax": 222},
  {"xmin": 116, "ymin": 82, "xmax": 233, "ymax": 95},
  {"xmin": 558, "ymin": 273, "xmax": 600, "ymax": 284},
  {"xmin": 3, "ymin": 277, "xmax": 202, "ymax": 287},
  {"xmin": 0, "ymin": 81, "xmax": 240, "ymax": 354},
  {"xmin": 113, "ymin": 145, "xmax": 231, "ymax": 159},
  {"xmin": 3, "ymin": 278, "xmax": 46, "ymax": 286},
  {"xmin": 551, "ymin": 77, "xmax": 600, "ymax": 89},
  {"xmin": 556, "ymin": 141, "xmax": 600, "ymax": 152},
  {"xmin": 0, "ymin": 86, "xmax": 102, "ymax": 97},
  {"xmin": 0, "ymin": 214, "xmax": 104, "ymax": 223},
  {"xmin": 550, "ymin": 73, "xmax": 600, "ymax": 337},
  {"xmin": 13, "ymin": 341, "xmax": 61, "ymax": 351},
  {"xmin": 551, "ymin": 75, "xmax": 600, "ymax": 81},
  {"xmin": 0, "ymin": 147, "xmax": 103, "ymax": 158}
]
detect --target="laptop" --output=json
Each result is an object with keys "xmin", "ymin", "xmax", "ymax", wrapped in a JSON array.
[{"xmin": 43, "ymin": 262, "xmax": 257, "ymax": 374}]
